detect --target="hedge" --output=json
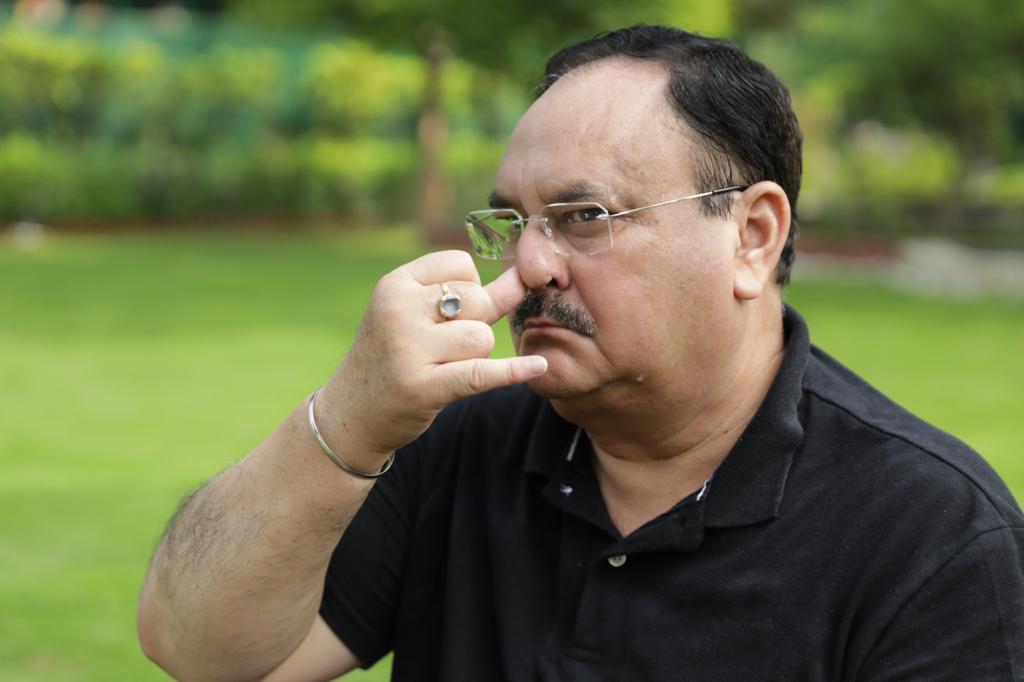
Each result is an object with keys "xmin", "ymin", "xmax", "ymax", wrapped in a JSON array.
[{"xmin": 0, "ymin": 20, "xmax": 518, "ymax": 223}]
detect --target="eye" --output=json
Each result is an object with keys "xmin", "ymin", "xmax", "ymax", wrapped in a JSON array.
[{"xmin": 563, "ymin": 206, "xmax": 607, "ymax": 224}]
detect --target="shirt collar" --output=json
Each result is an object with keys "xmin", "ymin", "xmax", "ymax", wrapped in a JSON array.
[
  {"xmin": 702, "ymin": 305, "xmax": 808, "ymax": 527},
  {"xmin": 524, "ymin": 398, "xmax": 580, "ymax": 478},
  {"xmin": 523, "ymin": 305, "xmax": 809, "ymax": 528}
]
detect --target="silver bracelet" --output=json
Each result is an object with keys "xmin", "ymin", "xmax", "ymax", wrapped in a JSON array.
[{"xmin": 307, "ymin": 388, "xmax": 395, "ymax": 480}]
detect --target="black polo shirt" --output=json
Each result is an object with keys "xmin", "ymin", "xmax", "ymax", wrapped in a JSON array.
[{"xmin": 320, "ymin": 307, "xmax": 1024, "ymax": 681}]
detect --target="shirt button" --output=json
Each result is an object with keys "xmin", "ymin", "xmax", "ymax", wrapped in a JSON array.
[{"xmin": 607, "ymin": 554, "xmax": 627, "ymax": 568}]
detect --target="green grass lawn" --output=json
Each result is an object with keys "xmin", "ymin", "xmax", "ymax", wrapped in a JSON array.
[{"xmin": 1, "ymin": 227, "xmax": 1021, "ymax": 681}]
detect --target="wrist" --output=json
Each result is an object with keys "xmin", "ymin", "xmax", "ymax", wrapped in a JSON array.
[{"xmin": 309, "ymin": 388, "xmax": 394, "ymax": 479}]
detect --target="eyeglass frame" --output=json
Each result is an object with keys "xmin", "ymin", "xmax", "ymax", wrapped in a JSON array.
[{"xmin": 465, "ymin": 184, "xmax": 750, "ymax": 260}]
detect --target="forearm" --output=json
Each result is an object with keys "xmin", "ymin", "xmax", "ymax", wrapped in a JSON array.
[{"xmin": 138, "ymin": 393, "xmax": 382, "ymax": 681}]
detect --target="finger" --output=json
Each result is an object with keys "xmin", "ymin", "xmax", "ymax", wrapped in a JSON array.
[
  {"xmin": 429, "ymin": 355, "xmax": 548, "ymax": 402},
  {"xmin": 402, "ymin": 250, "xmax": 481, "ymax": 286},
  {"xmin": 429, "ymin": 320, "xmax": 495, "ymax": 362},
  {"xmin": 424, "ymin": 279, "xmax": 506, "ymax": 324},
  {"xmin": 480, "ymin": 267, "xmax": 527, "ymax": 324}
]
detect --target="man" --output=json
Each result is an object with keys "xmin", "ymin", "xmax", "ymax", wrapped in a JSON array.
[{"xmin": 138, "ymin": 25, "xmax": 1024, "ymax": 681}]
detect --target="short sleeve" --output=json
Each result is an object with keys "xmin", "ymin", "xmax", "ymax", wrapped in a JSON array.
[
  {"xmin": 318, "ymin": 438, "xmax": 422, "ymax": 668},
  {"xmin": 857, "ymin": 526, "xmax": 1024, "ymax": 681}
]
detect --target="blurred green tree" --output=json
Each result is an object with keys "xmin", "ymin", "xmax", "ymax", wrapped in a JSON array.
[
  {"xmin": 228, "ymin": 0, "xmax": 735, "ymax": 239},
  {"xmin": 817, "ymin": 0, "xmax": 1024, "ymax": 186}
]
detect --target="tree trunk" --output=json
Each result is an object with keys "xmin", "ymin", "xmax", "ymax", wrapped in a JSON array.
[{"xmin": 416, "ymin": 25, "xmax": 454, "ymax": 245}]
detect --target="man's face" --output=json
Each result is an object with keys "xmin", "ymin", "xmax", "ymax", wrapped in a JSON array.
[{"xmin": 495, "ymin": 58, "xmax": 746, "ymax": 407}]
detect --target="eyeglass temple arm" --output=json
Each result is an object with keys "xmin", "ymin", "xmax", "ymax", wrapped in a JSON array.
[{"xmin": 609, "ymin": 185, "xmax": 749, "ymax": 218}]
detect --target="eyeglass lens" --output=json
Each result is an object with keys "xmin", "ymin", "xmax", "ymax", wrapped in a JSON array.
[{"xmin": 465, "ymin": 203, "xmax": 611, "ymax": 259}]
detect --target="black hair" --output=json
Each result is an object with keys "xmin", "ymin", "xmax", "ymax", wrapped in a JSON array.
[{"xmin": 539, "ymin": 25, "xmax": 802, "ymax": 286}]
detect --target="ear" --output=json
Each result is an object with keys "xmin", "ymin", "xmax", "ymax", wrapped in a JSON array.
[{"xmin": 732, "ymin": 181, "xmax": 791, "ymax": 300}]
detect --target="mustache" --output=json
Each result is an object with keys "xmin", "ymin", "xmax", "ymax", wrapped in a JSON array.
[{"xmin": 510, "ymin": 291, "xmax": 597, "ymax": 338}]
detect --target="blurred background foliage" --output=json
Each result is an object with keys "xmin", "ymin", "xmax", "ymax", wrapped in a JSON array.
[
  {"xmin": 0, "ymin": 2, "xmax": 522, "ymax": 225},
  {"xmin": 0, "ymin": 0, "xmax": 1021, "ymax": 242}
]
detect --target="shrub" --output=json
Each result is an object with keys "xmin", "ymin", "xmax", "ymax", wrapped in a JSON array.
[{"xmin": 0, "ymin": 21, "xmax": 523, "ymax": 224}]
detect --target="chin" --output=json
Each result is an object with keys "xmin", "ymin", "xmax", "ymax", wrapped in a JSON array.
[
  {"xmin": 526, "ymin": 374, "xmax": 578, "ymax": 399},
  {"xmin": 524, "ymin": 357, "xmax": 599, "ymax": 400},
  {"xmin": 515, "ymin": 335, "xmax": 608, "ymax": 399}
]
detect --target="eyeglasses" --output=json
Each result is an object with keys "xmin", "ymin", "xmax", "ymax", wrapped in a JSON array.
[{"xmin": 465, "ymin": 185, "xmax": 748, "ymax": 260}]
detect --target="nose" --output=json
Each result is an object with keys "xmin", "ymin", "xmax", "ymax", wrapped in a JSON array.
[{"xmin": 513, "ymin": 216, "xmax": 571, "ymax": 290}]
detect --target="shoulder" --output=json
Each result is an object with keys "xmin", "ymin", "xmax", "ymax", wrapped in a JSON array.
[
  {"xmin": 797, "ymin": 344, "xmax": 1022, "ymax": 532},
  {"xmin": 784, "ymin": 344, "xmax": 1024, "ymax": 667}
]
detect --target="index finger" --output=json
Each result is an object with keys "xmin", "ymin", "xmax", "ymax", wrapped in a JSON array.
[
  {"xmin": 402, "ymin": 250, "xmax": 481, "ymax": 286},
  {"xmin": 481, "ymin": 267, "xmax": 527, "ymax": 325}
]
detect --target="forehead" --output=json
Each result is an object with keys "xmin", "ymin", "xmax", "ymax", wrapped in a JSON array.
[{"xmin": 496, "ymin": 58, "xmax": 696, "ymax": 206}]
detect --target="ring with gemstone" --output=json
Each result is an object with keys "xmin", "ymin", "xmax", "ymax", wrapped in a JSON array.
[{"xmin": 437, "ymin": 282, "xmax": 463, "ymax": 320}]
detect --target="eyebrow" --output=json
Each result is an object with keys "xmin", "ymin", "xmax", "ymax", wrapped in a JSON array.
[
  {"xmin": 487, "ymin": 190, "xmax": 514, "ymax": 210},
  {"xmin": 488, "ymin": 182, "xmax": 617, "ymax": 210}
]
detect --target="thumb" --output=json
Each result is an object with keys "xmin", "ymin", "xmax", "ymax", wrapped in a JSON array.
[
  {"xmin": 482, "ymin": 267, "xmax": 527, "ymax": 324},
  {"xmin": 431, "ymin": 355, "xmax": 547, "ymax": 402}
]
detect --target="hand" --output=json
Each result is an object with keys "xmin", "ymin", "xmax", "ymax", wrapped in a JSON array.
[{"xmin": 317, "ymin": 250, "xmax": 547, "ymax": 466}]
